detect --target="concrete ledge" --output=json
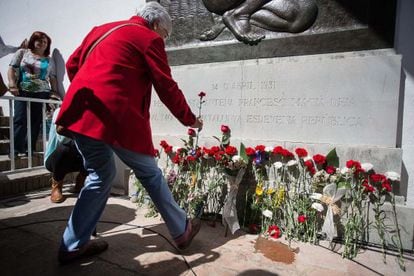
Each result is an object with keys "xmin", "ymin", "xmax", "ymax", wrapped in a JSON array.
[{"xmin": 0, "ymin": 168, "xmax": 51, "ymax": 197}]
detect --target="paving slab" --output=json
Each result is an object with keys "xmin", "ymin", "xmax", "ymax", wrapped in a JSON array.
[{"xmin": 0, "ymin": 186, "xmax": 413, "ymax": 276}]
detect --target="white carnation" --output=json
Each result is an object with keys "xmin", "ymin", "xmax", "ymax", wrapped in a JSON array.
[
  {"xmin": 361, "ymin": 163, "xmax": 374, "ymax": 172},
  {"xmin": 303, "ymin": 156, "xmax": 312, "ymax": 162},
  {"xmin": 232, "ymin": 155, "xmax": 242, "ymax": 162},
  {"xmin": 311, "ymin": 202, "xmax": 324, "ymax": 212},
  {"xmin": 265, "ymin": 146, "xmax": 273, "ymax": 152},
  {"xmin": 310, "ymin": 193, "xmax": 322, "ymax": 200},
  {"xmin": 341, "ymin": 167, "xmax": 350, "ymax": 174},
  {"xmin": 262, "ymin": 209, "xmax": 273, "ymax": 218},
  {"xmin": 385, "ymin": 171, "xmax": 400, "ymax": 181},
  {"xmin": 273, "ymin": 162, "xmax": 283, "ymax": 169},
  {"xmin": 287, "ymin": 160, "xmax": 298, "ymax": 167}
]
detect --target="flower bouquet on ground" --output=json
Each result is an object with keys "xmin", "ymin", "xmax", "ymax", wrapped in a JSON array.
[{"xmin": 210, "ymin": 124, "xmax": 247, "ymax": 234}]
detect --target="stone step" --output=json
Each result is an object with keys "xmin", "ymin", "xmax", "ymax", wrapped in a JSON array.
[
  {"xmin": 0, "ymin": 139, "xmax": 45, "ymax": 155},
  {"xmin": 0, "ymin": 126, "xmax": 9, "ymax": 140},
  {"xmin": 0, "ymin": 167, "xmax": 52, "ymax": 197},
  {"xmin": 0, "ymin": 116, "xmax": 8, "ymax": 127},
  {"xmin": 0, "ymin": 153, "xmax": 44, "ymax": 172}
]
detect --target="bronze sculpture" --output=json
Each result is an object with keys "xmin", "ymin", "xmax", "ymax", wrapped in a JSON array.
[{"xmin": 200, "ymin": 0, "xmax": 318, "ymax": 45}]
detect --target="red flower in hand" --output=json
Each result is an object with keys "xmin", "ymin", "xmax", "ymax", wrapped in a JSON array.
[
  {"xmin": 187, "ymin": 128, "xmax": 196, "ymax": 137},
  {"xmin": 198, "ymin": 91, "xmax": 206, "ymax": 98}
]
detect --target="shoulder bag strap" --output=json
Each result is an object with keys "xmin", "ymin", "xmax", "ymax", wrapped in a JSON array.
[{"xmin": 84, "ymin": 23, "xmax": 141, "ymax": 62}]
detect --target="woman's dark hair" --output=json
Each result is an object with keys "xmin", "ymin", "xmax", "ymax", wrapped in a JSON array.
[{"xmin": 27, "ymin": 31, "xmax": 51, "ymax": 56}]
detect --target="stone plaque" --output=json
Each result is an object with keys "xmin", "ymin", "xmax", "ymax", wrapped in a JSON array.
[{"xmin": 151, "ymin": 49, "xmax": 401, "ymax": 147}]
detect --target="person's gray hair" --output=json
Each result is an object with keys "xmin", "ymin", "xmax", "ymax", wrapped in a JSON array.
[{"xmin": 137, "ymin": 1, "xmax": 172, "ymax": 37}]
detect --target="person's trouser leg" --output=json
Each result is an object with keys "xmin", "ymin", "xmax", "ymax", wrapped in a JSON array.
[
  {"xmin": 112, "ymin": 146, "xmax": 186, "ymax": 239},
  {"xmin": 29, "ymin": 92, "xmax": 50, "ymax": 152},
  {"xmin": 13, "ymin": 97, "xmax": 27, "ymax": 153},
  {"xmin": 59, "ymin": 134, "xmax": 116, "ymax": 252}
]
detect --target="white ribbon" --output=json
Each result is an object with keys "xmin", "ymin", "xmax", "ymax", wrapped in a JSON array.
[
  {"xmin": 222, "ymin": 168, "xmax": 246, "ymax": 234},
  {"xmin": 321, "ymin": 183, "xmax": 347, "ymax": 241}
]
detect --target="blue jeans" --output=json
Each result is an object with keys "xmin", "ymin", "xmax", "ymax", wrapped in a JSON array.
[
  {"xmin": 13, "ymin": 91, "xmax": 50, "ymax": 153},
  {"xmin": 60, "ymin": 134, "xmax": 187, "ymax": 252}
]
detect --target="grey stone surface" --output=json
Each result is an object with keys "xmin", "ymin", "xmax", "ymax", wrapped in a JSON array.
[
  {"xmin": 163, "ymin": 0, "xmax": 396, "ymax": 64},
  {"xmin": 0, "ymin": 193, "xmax": 412, "ymax": 275},
  {"xmin": 151, "ymin": 49, "xmax": 402, "ymax": 148}
]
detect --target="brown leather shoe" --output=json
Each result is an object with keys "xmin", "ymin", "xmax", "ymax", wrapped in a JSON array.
[
  {"xmin": 50, "ymin": 178, "xmax": 65, "ymax": 203},
  {"xmin": 174, "ymin": 218, "xmax": 201, "ymax": 250},
  {"xmin": 58, "ymin": 240, "xmax": 108, "ymax": 265}
]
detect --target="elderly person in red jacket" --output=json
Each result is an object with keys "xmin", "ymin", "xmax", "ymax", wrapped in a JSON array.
[{"xmin": 56, "ymin": 2, "xmax": 203, "ymax": 264}]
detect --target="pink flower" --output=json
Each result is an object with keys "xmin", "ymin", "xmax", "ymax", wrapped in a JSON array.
[{"xmin": 221, "ymin": 124, "xmax": 230, "ymax": 133}]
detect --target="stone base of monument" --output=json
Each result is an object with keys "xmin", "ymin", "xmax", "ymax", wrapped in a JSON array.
[{"xmin": 149, "ymin": 47, "xmax": 413, "ymax": 251}]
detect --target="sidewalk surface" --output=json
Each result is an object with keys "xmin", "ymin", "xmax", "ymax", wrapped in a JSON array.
[{"xmin": 1, "ymin": 186, "xmax": 413, "ymax": 276}]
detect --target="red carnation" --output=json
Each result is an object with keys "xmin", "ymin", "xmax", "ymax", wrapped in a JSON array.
[
  {"xmin": 273, "ymin": 146, "xmax": 284, "ymax": 155},
  {"xmin": 267, "ymin": 225, "xmax": 281, "ymax": 239},
  {"xmin": 382, "ymin": 180, "xmax": 392, "ymax": 192},
  {"xmin": 362, "ymin": 181, "xmax": 375, "ymax": 193},
  {"xmin": 198, "ymin": 91, "xmax": 206, "ymax": 98},
  {"xmin": 255, "ymin": 145, "xmax": 266, "ymax": 152},
  {"xmin": 225, "ymin": 145, "xmax": 238, "ymax": 156},
  {"xmin": 221, "ymin": 124, "xmax": 230, "ymax": 133},
  {"xmin": 245, "ymin": 147, "xmax": 256, "ymax": 156},
  {"xmin": 211, "ymin": 146, "xmax": 221, "ymax": 153},
  {"xmin": 371, "ymin": 174, "xmax": 386, "ymax": 183},
  {"xmin": 187, "ymin": 128, "xmax": 196, "ymax": 137},
  {"xmin": 153, "ymin": 149, "xmax": 160, "ymax": 157},
  {"xmin": 281, "ymin": 149, "xmax": 294, "ymax": 158},
  {"xmin": 186, "ymin": 155, "xmax": 196, "ymax": 162},
  {"xmin": 298, "ymin": 215, "xmax": 307, "ymax": 223},
  {"xmin": 164, "ymin": 145, "xmax": 173, "ymax": 154},
  {"xmin": 326, "ymin": 165, "xmax": 336, "ymax": 175},
  {"xmin": 313, "ymin": 154, "xmax": 326, "ymax": 165},
  {"xmin": 295, "ymin": 148, "xmax": 308, "ymax": 158}
]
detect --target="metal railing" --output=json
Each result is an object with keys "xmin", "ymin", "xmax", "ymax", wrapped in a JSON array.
[{"xmin": 1, "ymin": 95, "xmax": 61, "ymax": 172}]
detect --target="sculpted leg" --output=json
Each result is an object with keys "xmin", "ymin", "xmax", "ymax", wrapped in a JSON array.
[
  {"xmin": 223, "ymin": 0, "xmax": 272, "ymax": 45},
  {"xmin": 200, "ymin": 14, "xmax": 226, "ymax": 41}
]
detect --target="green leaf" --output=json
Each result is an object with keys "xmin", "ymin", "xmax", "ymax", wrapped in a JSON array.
[
  {"xmin": 338, "ymin": 181, "xmax": 351, "ymax": 189},
  {"xmin": 240, "ymin": 143, "xmax": 248, "ymax": 163},
  {"xmin": 212, "ymin": 136, "xmax": 221, "ymax": 143},
  {"xmin": 326, "ymin": 148, "xmax": 340, "ymax": 168}
]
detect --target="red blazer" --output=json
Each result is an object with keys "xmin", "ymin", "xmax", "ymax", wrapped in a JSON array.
[{"xmin": 56, "ymin": 16, "xmax": 196, "ymax": 155}]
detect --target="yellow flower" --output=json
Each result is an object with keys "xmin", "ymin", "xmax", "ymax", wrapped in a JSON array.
[
  {"xmin": 274, "ymin": 187, "xmax": 285, "ymax": 207},
  {"xmin": 267, "ymin": 188, "xmax": 275, "ymax": 195},
  {"xmin": 256, "ymin": 186, "xmax": 263, "ymax": 196},
  {"xmin": 190, "ymin": 173, "xmax": 197, "ymax": 188}
]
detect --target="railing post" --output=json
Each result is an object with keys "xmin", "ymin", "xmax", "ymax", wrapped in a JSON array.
[
  {"xmin": 42, "ymin": 103, "xmax": 47, "ymax": 166},
  {"xmin": 8, "ymin": 99, "xmax": 15, "ymax": 170},
  {"xmin": 27, "ymin": 101, "xmax": 32, "ymax": 168}
]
